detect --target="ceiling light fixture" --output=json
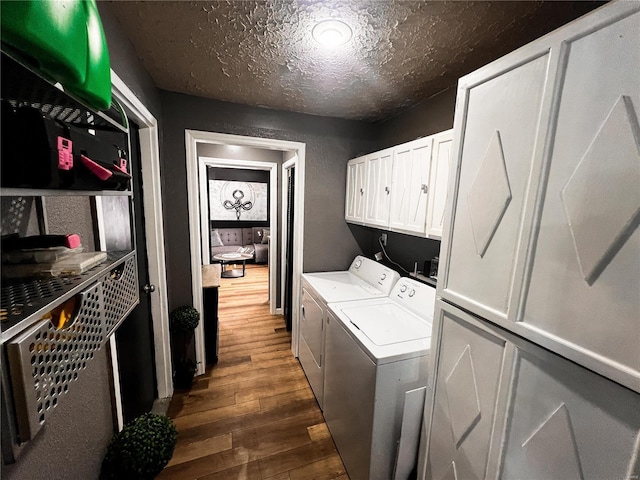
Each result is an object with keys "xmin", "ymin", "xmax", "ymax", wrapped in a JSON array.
[{"xmin": 312, "ymin": 19, "xmax": 352, "ymax": 48}]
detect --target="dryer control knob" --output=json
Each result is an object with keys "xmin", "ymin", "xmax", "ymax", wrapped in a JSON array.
[
  {"xmin": 400, "ymin": 285, "xmax": 407, "ymax": 293},
  {"xmin": 380, "ymin": 273, "xmax": 386, "ymax": 280},
  {"xmin": 354, "ymin": 260, "xmax": 362, "ymax": 269},
  {"xmin": 408, "ymin": 289, "xmax": 416, "ymax": 297}
]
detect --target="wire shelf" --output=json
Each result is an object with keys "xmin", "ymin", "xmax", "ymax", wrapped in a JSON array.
[{"xmin": 0, "ymin": 251, "xmax": 136, "ymax": 343}]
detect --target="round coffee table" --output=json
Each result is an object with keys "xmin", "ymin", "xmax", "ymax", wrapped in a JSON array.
[{"xmin": 213, "ymin": 252, "xmax": 254, "ymax": 278}]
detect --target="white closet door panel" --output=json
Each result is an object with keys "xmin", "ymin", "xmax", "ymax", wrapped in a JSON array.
[
  {"xmin": 521, "ymin": 11, "xmax": 640, "ymax": 390},
  {"xmin": 442, "ymin": 53, "xmax": 550, "ymax": 320},
  {"xmin": 365, "ymin": 148, "xmax": 393, "ymax": 228},
  {"xmin": 427, "ymin": 304, "xmax": 508, "ymax": 480},
  {"xmin": 389, "ymin": 138, "xmax": 431, "ymax": 235},
  {"xmin": 426, "ymin": 130, "xmax": 453, "ymax": 239},
  {"xmin": 501, "ymin": 346, "xmax": 640, "ymax": 480}
]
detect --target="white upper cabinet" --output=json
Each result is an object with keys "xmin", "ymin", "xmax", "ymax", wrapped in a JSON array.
[
  {"xmin": 364, "ymin": 148, "xmax": 394, "ymax": 228},
  {"xmin": 345, "ymin": 155, "xmax": 367, "ymax": 224},
  {"xmin": 389, "ymin": 137, "xmax": 433, "ymax": 235},
  {"xmin": 345, "ymin": 130, "xmax": 454, "ymax": 238},
  {"xmin": 425, "ymin": 129, "xmax": 453, "ymax": 240}
]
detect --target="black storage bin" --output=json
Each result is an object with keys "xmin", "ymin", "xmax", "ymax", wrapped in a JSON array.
[
  {"xmin": 1, "ymin": 101, "xmax": 20, "ymax": 186},
  {"xmin": 1, "ymin": 106, "xmax": 75, "ymax": 189},
  {"xmin": 0, "ymin": 105, "xmax": 130, "ymax": 191},
  {"xmin": 70, "ymin": 127, "xmax": 130, "ymax": 191}
]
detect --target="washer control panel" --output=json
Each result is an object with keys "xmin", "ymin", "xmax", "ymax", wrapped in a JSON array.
[
  {"xmin": 391, "ymin": 277, "xmax": 436, "ymax": 318},
  {"xmin": 348, "ymin": 255, "xmax": 400, "ymax": 296}
]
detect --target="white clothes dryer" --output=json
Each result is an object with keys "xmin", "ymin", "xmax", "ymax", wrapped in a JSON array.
[
  {"xmin": 324, "ymin": 277, "xmax": 436, "ymax": 480},
  {"xmin": 299, "ymin": 255, "xmax": 399, "ymax": 409}
]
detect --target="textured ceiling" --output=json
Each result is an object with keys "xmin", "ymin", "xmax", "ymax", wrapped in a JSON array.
[{"xmin": 106, "ymin": 1, "xmax": 601, "ymax": 122}]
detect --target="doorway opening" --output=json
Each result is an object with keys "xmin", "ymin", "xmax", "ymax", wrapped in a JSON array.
[
  {"xmin": 199, "ymin": 156, "xmax": 277, "ymax": 311},
  {"xmin": 185, "ymin": 130, "xmax": 305, "ymax": 376}
]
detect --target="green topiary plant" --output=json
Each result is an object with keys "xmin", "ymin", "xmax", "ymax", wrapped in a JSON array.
[
  {"xmin": 100, "ymin": 412, "xmax": 177, "ymax": 480},
  {"xmin": 169, "ymin": 305, "xmax": 200, "ymax": 388},
  {"xmin": 170, "ymin": 305, "xmax": 200, "ymax": 335}
]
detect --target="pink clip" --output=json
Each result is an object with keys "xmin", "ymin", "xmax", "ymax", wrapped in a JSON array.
[
  {"xmin": 114, "ymin": 158, "xmax": 128, "ymax": 174},
  {"xmin": 80, "ymin": 154, "xmax": 113, "ymax": 181}
]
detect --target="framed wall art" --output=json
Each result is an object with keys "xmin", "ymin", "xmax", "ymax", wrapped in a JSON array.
[{"xmin": 209, "ymin": 180, "xmax": 268, "ymax": 221}]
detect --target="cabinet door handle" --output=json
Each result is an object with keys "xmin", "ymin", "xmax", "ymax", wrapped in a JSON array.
[
  {"xmin": 301, "ymin": 305, "xmax": 305, "ymax": 318},
  {"xmin": 359, "ymin": 188, "xmax": 364, "ymax": 195},
  {"xmin": 421, "ymin": 184, "xmax": 428, "ymax": 194},
  {"xmin": 143, "ymin": 284, "xmax": 156, "ymax": 294},
  {"xmin": 385, "ymin": 186, "xmax": 390, "ymax": 194}
]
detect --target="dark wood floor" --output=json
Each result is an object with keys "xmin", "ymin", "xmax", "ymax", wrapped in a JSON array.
[{"xmin": 159, "ymin": 264, "xmax": 348, "ymax": 479}]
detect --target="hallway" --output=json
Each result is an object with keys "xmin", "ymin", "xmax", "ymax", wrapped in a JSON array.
[{"xmin": 159, "ymin": 265, "xmax": 348, "ymax": 479}]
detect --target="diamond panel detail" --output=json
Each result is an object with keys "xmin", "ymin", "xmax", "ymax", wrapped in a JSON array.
[
  {"xmin": 467, "ymin": 130, "xmax": 512, "ymax": 257},
  {"xmin": 561, "ymin": 96, "xmax": 640, "ymax": 284},
  {"xmin": 522, "ymin": 403, "xmax": 584, "ymax": 480},
  {"xmin": 445, "ymin": 345, "xmax": 481, "ymax": 447},
  {"xmin": 439, "ymin": 461, "xmax": 458, "ymax": 480}
]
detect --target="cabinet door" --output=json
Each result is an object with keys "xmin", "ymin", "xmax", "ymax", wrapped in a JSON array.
[
  {"xmin": 345, "ymin": 156, "xmax": 367, "ymax": 224},
  {"xmin": 425, "ymin": 302, "xmax": 510, "ymax": 480},
  {"xmin": 425, "ymin": 129, "xmax": 453, "ymax": 240},
  {"xmin": 364, "ymin": 148, "xmax": 393, "ymax": 228},
  {"xmin": 389, "ymin": 137, "xmax": 432, "ymax": 235},
  {"xmin": 422, "ymin": 301, "xmax": 640, "ymax": 480},
  {"xmin": 501, "ymin": 342, "xmax": 640, "ymax": 480},
  {"xmin": 518, "ymin": 8, "xmax": 640, "ymax": 392},
  {"xmin": 439, "ymin": 49, "xmax": 552, "ymax": 322}
]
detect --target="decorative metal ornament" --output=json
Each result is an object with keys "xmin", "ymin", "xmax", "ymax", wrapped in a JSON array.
[{"xmin": 223, "ymin": 189, "xmax": 254, "ymax": 220}]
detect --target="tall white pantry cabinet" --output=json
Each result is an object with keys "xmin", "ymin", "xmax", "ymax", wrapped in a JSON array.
[
  {"xmin": 420, "ymin": 3, "xmax": 640, "ymax": 480},
  {"xmin": 345, "ymin": 129, "xmax": 453, "ymax": 239}
]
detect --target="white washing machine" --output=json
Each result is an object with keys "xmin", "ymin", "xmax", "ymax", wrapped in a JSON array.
[
  {"xmin": 324, "ymin": 277, "xmax": 436, "ymax": 480},
  {"xmin": 299, "ymin": 255, "xmax": 399, "ymax": 409}
]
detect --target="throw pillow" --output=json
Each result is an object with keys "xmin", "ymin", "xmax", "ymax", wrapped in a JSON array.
[
  {"xmin": 211, "ymin": 229, "xmax": 223, "ymax": 247},
  {"xmin": 261, "ymin": 229, "xmax": 270, "ymax": 244}
]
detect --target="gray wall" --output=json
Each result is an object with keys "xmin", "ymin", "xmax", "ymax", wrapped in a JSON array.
[
  {"xmin": 161, "ymin": 90, "xmax": 377, "ymax": 308},
  {"xmin": 3, "ymin": 350, "xmax": 115, "ymax": 480},
  {"xmin": 376, "ymin": 87, "xmax": 457, "ymax": 149}
]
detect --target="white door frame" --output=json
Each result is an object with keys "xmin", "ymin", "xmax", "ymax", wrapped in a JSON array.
[
  {"xmin": 198, "ymin": 156, "xmax": 278, "ymax": 310},
  {"xmin": 111, "ymin": 72, "xmax": 173, "ymax": 400},
  {"xmin": 185, "ymin": 130, "xmax": 306, "ymax": 375}
]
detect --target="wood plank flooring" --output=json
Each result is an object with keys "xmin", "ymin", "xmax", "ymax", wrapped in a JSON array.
[{"xmin": 159, "ymin": 264, "xmax": 348, "ymax": 480}]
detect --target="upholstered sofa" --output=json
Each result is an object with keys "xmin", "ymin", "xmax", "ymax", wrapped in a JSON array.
[{"xmin": 210, "ymin": 227, "xmax": 269, "ymax": 264}]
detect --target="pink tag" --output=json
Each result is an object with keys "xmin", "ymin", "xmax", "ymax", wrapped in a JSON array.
[{"xmin": 57, "ymin": 137, "xmax": 73, "ymax": 170}]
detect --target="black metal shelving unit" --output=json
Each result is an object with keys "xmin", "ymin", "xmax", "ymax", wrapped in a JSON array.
[{"xmin": 0, "ymin": 50, "xmax": 139, "ymax": 458}]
